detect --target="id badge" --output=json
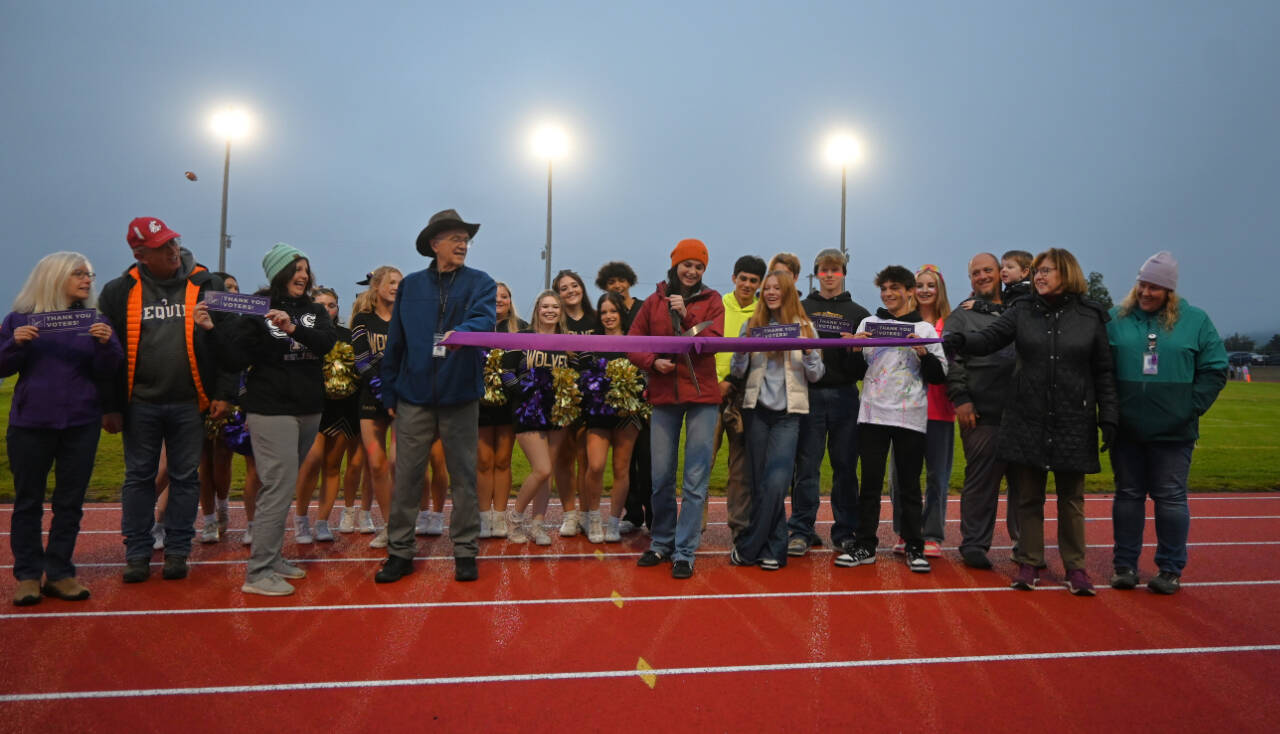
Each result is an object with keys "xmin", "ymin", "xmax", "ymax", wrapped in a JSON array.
[
  {"xmin": 1142, "ymin": 351, "xmax": 1159, "ymax": 375},
  {"xmin": 433, "ymin": 333, "xmax": 448, "ymax": 359}
]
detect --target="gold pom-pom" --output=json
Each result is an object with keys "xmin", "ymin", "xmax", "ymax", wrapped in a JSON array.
[
  {"xmin": 551, "ymin": 365, "xmax": 582, "ymax": 427},
  {"xmin": 605, "ymin": 358, "xmax": 651, "ymax": 419},
  {"xmin": 323, "ymin": 342, "xmax": 359, "ymax": 399},
  {"xmin": 204, "ymin": 412, "xmax": 230, "ymax": 441},
  {"xmin": 482, "ymin": 348, "xmax": 507, "ymax": 406}
]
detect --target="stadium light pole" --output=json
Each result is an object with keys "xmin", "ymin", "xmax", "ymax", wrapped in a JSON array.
[
  {"xmin": 824, "ymin": 133, "xmax": 863, "ymax": 258},
  {"xmin": 211, "ymin": 108, "xmax": 251, "ymax": 273},
  {"xmin": 532, "ymin": 124, "xmax": 569, "ymax": 290}
]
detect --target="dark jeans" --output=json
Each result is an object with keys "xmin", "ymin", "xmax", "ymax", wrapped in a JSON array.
[
  {"xmin": 789, "ymin": 385, "xmax": 859, "ymax": 547},
  {"xmin": 737, "ymin": 408, "xmax": 801, "ymax": 565},
  {"xmin": 624, "ymin": 422, "xmax": 652, "ymax": 529},
  {"xmin": 855, "ymin": 423, "xmax": 926, "ymax": 553},
  {"xmin": 121, "ymin": 401, "xmax": 204, "ymax": 560},
  {"xmin": 7, "ymin": 423, "xmax": 100, "ymax": 581},
  {"xmin": 958, "ymin": 424, "xmax": 1020, "ymax": 555},
  {"xmin": 1111, "ymin": 436, "xmax": 1194, "ymax": 575}
]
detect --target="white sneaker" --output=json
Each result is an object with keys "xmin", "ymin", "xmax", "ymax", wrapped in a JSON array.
[
  {"xmin": 604, "ymin": 515, "xmax": 621, "ymax": 542},
  {"xmin": 151, "ymin": 524, "xmax": 166, "ymax": 550},
  {"xmin": 617, "ymin": 519, "xmax": 637, "ymax": 535},
  {"xmin": 586, "ymin": 510, "xmax": 604, "ymax": 543},
  {"xmin": 414, "ymin": 510, "xmax": 431, "ymax": 536},
  {"xmin": 490, "ymin": 510, "xmax": 508, "ymax": 538},
  {"xmin": 199, "ymin": 516, "xmax": 220, "ymax": 543},
  {"xmin": 313, "ymin": 519, "xmax": 334, "ymax": 542},
  {"xmin": 479, "ymin": 511, "xmax": 493, "ymax": 539},
  {"xmin": 338, "ymin": 506, "xmax": 357, "ymax": 533},
  {"xmin": 369, "ymin": 527, "xmax": 388, "ymax": 549},
  {"xmin": 242, "ymin": 572, "xmax": 294, "ymax": 597},
  {"xmin": 242, "ymin": 521, "xmax": 254, "ymax": 546},
  {"xmin": 424, "ymin": 511, "xmax": 445, "ymax": 536},
  {"xmin": 294, "ymin": 515, "xmax": 313, "ymax": 544},
  {"xmin": 506, "ymin": 511, "xmax": 528, "ymax": 543},
  {"xmin": 559, "ymin": 510, "xmax": 581, "ymax": 537},
  {"xmin": 532, "ymin": 521, "xmax": 552, "ymax": 546},
  {"xmin": 357, "ymin": 510, "xmax": 376, "ymax": 534}
]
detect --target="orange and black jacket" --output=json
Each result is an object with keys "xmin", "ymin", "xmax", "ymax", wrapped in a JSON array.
[{"xmin": 98, "ymin": 255, "xmax": 238, "ymax": 414}]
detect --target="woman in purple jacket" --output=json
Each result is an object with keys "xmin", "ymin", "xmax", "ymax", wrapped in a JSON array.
[{"xmin": 1, "ymin": 252, "xmax": 123, "ymax": 606}]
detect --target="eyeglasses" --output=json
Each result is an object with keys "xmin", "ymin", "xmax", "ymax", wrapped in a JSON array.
[
  {"xmin": 441, "ymin": 234, "xmax": 471, "ymax": 245},
  {"xmin": 1035, "ymin": 266, "xmax": 1058, "ymax": 276},
  {"xmin": 71, "ymin": 269, "xmax": 96, "ymax": 280}
]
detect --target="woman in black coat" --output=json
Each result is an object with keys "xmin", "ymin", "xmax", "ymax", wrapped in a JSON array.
[{"xmin": 946, "ymin": 248, "xmax": 1117, "ymax": 596}]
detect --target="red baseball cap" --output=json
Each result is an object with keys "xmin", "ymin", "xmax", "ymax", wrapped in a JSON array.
[{"xmin": 126, "ymin": 217, "xmax": 181, "ymax": 249}]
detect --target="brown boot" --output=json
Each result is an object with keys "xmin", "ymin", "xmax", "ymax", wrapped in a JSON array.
[
  {"xmin": 13, "ymin": 579, "xmax": 41, "ymax": 606},
  {"xmin": 42, "ymin": 577, "xmax": 90, "ymax": 601}
]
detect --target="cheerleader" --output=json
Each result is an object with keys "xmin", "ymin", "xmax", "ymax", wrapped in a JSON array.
[
  {"xmin": 351, "ymin": 266, "xmax": 401, "ymax": 548},
  {"xmin": 504, "ymin": 291, "xmax": 582, "ymax": 545},
  {"xmin": 477, "ymin": 282, "xmax": 527, "ymax": 539},
  {"xmin": 551, "ymin": 270, "xmax": 597, "ymax": 537},
  {"xmin": 581, "ymin": 292, "xmax": 645, "ymax": 542}
]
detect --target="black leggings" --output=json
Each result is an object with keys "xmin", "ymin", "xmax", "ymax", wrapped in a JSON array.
[{"xmin": 855, "ymin": 423, "xmax": 926, "ymax": 553}]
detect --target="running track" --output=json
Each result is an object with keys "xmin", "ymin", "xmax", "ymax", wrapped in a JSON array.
[{"xmin": 1, "ymin": 493, "xmax": 1278, "ymax": 732}]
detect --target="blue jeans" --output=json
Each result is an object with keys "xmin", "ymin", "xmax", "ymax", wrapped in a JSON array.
[
  {"xmin": 649, "ymin": 402, "xmax": 718, "ymax": 563},
  {"xmin": 789, "ymin": 385, "xmax": 859, "ymax": 547},
  {"xmin": 121, "ymin": 401, "xmax": 204, "ymax": 560},
  {"xmin": 1111, "ymin": 435, "xmax": 1194, "ymax": 575},
  {"xmin": 7, "ymin": 423, "xmax": 100, "ymax": 581},
  {"xmin": 739, "ymin": 408, "xmax": 801, "ymax": 565}
]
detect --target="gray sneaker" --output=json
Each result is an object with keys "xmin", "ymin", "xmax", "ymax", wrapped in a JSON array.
[
  {"xmin": 313, "ymin": 519, "xmax": 334, "ymax": 542},
  {"xmin": 242, "ymin": 573, "xmax": 295, "ymax": 597},
  {"xmin": 1148, "ymin": 571, "xmax": 1181, "ymax": 595},
  {"xmin": 272, "ymin": 561, "xmax": 307, "ymax": 579},
  {"xmin": 787, "ymin": 536, "xmax": 810, "ymax": 557}
]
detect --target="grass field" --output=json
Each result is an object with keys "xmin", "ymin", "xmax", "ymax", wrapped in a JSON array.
[{"xmin": 1, "ymin": 380, "xmax": 1277, "ymax": 501}]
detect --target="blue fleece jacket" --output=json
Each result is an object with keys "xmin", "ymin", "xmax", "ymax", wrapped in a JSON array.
[{"xmin": 381, "ymin": 264, "xmax": 497, "ymax": 408}]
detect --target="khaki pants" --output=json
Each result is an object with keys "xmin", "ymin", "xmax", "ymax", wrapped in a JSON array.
[
  {"xmin": 1008, "ymin": 464, "xmax": 1086, "ymax": 571},
  {"xmin": 387, "ymin": 401, "xmax": 480, "ymax": 559},
  {"xmin": 711, "ymin": 391, "xmax": 750, "ymax": 540}
]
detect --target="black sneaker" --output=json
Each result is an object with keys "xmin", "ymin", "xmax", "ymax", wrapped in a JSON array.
[
  {"xmin": 375, "ymin": 555, "xmax": 414, "ymax": 583},
  {"xmin": 961, "ymin": 549, "xmax": 993, "ymax": 569},
  {"xmin": 729, "ymin": 547, "xmax": 752, "ymax": 567},
  {"xmin": 636, "ymin": 550, "xmax": 669, "ymax": 567},
  {"xmin": 1110, "ymin": 567, "xmax": 1139, "ymax": 590},
  {"xmin": 122, "ymin": 558, "xmax": 151, "ymax": 584},
  {"xmin": 834, "ymin": 546, "xmax": 876, "ymax": 568},
  {"xmin": 161, "ymin": 555, "xmax": 188, "ymax": 580},
  {"xmin": 1148, "ymin": 571, "xmax": 1181, "ymax": 595},
  {"xmin": 454, "ymin": 556, "xmax": 478, "ymax": 582},
  {"xmin": 906, "ymin": 548, "xmax": 931, "ymax": 573},
  {"xmin": 671, "ymin": 560, "xmax": 693, "ymax": 579}
]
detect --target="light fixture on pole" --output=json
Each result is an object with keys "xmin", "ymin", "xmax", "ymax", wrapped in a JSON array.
[
  {"xmin": 210, "ymin": 108, "xmax": 251, "ymax": 273},
  {"xmin": 824, "ymin": 133, "xmax": 863, "ymax": 257},
  {"xmin": 531, "ymin": 124, "xmax": 569, "ymax": 290}
]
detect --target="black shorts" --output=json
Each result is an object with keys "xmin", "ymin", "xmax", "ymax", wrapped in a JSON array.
[{"xmin": 320, "ymin": 395, "xmax": 360, "ymax": 439}]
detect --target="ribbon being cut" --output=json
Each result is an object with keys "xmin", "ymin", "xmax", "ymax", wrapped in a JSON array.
[{"xmin": 440, "ymin": 331, "xmax": 940, "ymax": 353}]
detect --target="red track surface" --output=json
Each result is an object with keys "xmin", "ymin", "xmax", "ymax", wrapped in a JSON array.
[{"xmin": 2, "ymin": 494, "xmax": 1278, "ymax": 733}]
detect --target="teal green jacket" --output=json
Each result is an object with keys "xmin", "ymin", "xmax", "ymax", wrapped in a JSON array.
[{"xmin": 1107, "ymin": 299, "xmax": 1227, "ymax": 442}]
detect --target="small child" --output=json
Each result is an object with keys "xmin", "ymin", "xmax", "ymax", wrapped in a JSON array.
[{"xmin": 1001, "ymin": 249, "xmax": 1033, "ymax": 304}]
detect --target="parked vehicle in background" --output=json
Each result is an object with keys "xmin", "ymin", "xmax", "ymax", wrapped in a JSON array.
[
  {"xmin": 1250, "ymin": 353, "xmax": 1268, "ymax": 365},
  {"xmin": 1262, "ymin": 354, "xmax": 1280, "ymax": 366},
  {"xmin": 1228, "ymin": 352, "xmax": 1253, "ymax": 366}
]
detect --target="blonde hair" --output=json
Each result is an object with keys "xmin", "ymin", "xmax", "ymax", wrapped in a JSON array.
[
  {"xmin": 495, "ymin": 281, "xmax": 522, "ymax": 333},
  {"xmin": 747, "ymin": 270, "xmax": 814, "ymax": 358},
  {"xmin": 1033, "ymin": 248, "xmax": 1087, "ymax": 295},
  {"xmin": 350, "ymin": 265, "xmax": 402, "ymax": 320},
  {"xmin": 12, "ymin": 252, "xmax": 96, "ymax": 313},
  {"xmin": 529, "ymin": 290, "xmax": 567, "ymax": 334},
  {"xmin": 1118, "ymin": 284, "xmax": 1181, "ymax": 331},
  {"xmin": 915, "ymin": 266, "xmax": 952, "ymax": 324}
]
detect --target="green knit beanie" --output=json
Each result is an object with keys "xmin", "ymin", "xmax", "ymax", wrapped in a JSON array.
[{"xmin": 262, "ymin": 242, "xmax": 307, "ymax": 282}]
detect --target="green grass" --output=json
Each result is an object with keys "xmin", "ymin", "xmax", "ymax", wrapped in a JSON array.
[{"xmin": 2, "ymin": 381, "xmax": 1277, "ymax": 501}]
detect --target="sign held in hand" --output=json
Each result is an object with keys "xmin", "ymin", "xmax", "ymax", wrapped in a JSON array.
[
  {"xmin": 27, "ymin": 310, "xmax": 96, "ymax": 332},
  {"xmin": 205, "ymin": 291, "xmax": 270, "ymax": 316}
]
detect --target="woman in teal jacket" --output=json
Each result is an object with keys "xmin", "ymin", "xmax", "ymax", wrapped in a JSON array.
[{"xmin": 1106, "ymin": 251, "xmax": 1227, "ymax": 595}]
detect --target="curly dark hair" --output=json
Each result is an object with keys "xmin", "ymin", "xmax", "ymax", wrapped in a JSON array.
[{"xmin": 595, "ymin": 261, "xmax": 637, "ymax": 291}]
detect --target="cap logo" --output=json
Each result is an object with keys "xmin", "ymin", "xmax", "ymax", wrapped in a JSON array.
[
  {"xmin": 149, "ymin": 220, "xmax": 162, "ymax": 234},
  {"xmin": 133, "ymin": 226, "xmax": 143, "ymax": 240}
]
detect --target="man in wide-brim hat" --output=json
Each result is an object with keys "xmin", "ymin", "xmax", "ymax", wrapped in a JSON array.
[{"xmin": 374, "ymin": 208, "xmax": 496, "ymax": 583}]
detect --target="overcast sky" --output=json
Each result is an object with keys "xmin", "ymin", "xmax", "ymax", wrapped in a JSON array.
[{"xmin": 3, "ymin": 1, "xmax": 1277, "ymax": 336}]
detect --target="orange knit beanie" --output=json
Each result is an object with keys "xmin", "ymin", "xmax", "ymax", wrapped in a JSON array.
[{"xmin": 670, "ymin": 238, "xmax": 708, "ymax": 267}]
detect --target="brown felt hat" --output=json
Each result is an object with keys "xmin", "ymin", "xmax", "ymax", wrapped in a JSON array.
[{"xmin": 415, "ymin": 209, "xmax": 480, "ymax": 257}]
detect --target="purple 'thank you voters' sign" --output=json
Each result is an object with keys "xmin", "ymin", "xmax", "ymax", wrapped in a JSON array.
[
  {"xmin": 811, "ymin": 315, "xmax": 853, "ymax": 335},
  {"xmin": 868, "ymin": 320, "xmax": 916, "ymax": 339},
  {"xmin": 205, "ymin": 291, "xmax": 271, "ymax": 316},
  {"xmin": 750, "ymin": 323, "xmax": 801, "ymax": 339},
  {"xmin": 27, "ymin": 309, "xmax": 96, "ymax": 332}
]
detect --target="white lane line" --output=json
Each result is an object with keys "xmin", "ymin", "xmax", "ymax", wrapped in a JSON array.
[
  {"xmin": 9, "ymin": 515, "xmax": 1280, "ymax": 536},
  {"xmin": 5, "ymin": 495, "xmax": 1278, "ymax": 512},
  {"xmin": 1, "ymin": 540, "xmax": 1278, "ymax": 571},
  {"xmin": 3, "ymin": 579, "xmax": 1278, "ymax": 621},
  {"xmin": 2, "ymin": 644, "xmax": 1276, "ymax": 702}
]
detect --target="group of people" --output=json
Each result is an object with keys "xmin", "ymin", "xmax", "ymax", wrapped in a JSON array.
[{"xmin": 2, "ymin": 207, "xmax": 1229, "ymax": 604}]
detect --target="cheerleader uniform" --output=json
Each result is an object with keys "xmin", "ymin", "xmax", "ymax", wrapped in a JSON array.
[
  {"xmin": 479, "ymin": 319, "xmax": 528, "ymax": 428},
  {"xmin": 319, "ymin": 325, "xmax": 361, "ymax": 439},
  {"xmin": 502, "ymin": 334, "xmax": 585, "ymax": 434},
  {"xmin": 580, "ymin": 350, "xmax": 647, "ymax": 432},
  {"xmin": 351, "ymin": 311, "xmax": 390, "ymax": 420}
]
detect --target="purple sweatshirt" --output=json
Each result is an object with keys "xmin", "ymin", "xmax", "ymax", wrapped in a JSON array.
[{"xmin": 0, "ymin": 309, "xmax": 123, "ymax": 429}]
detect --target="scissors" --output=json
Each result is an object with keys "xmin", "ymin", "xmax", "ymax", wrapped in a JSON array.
[{"xmin": 677, "ymin": 320, "xmax": 714, "ymax": 396}]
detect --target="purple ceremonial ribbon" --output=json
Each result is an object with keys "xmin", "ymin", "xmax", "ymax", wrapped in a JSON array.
[{"xmin": 440, "ymin": 331, "xmax": 939, "ymax": 353}]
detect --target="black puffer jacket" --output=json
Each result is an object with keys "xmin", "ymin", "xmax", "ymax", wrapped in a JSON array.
[{"xmin": 956, "ymin": 293, "xmax": 1118, "ymax": 474}]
